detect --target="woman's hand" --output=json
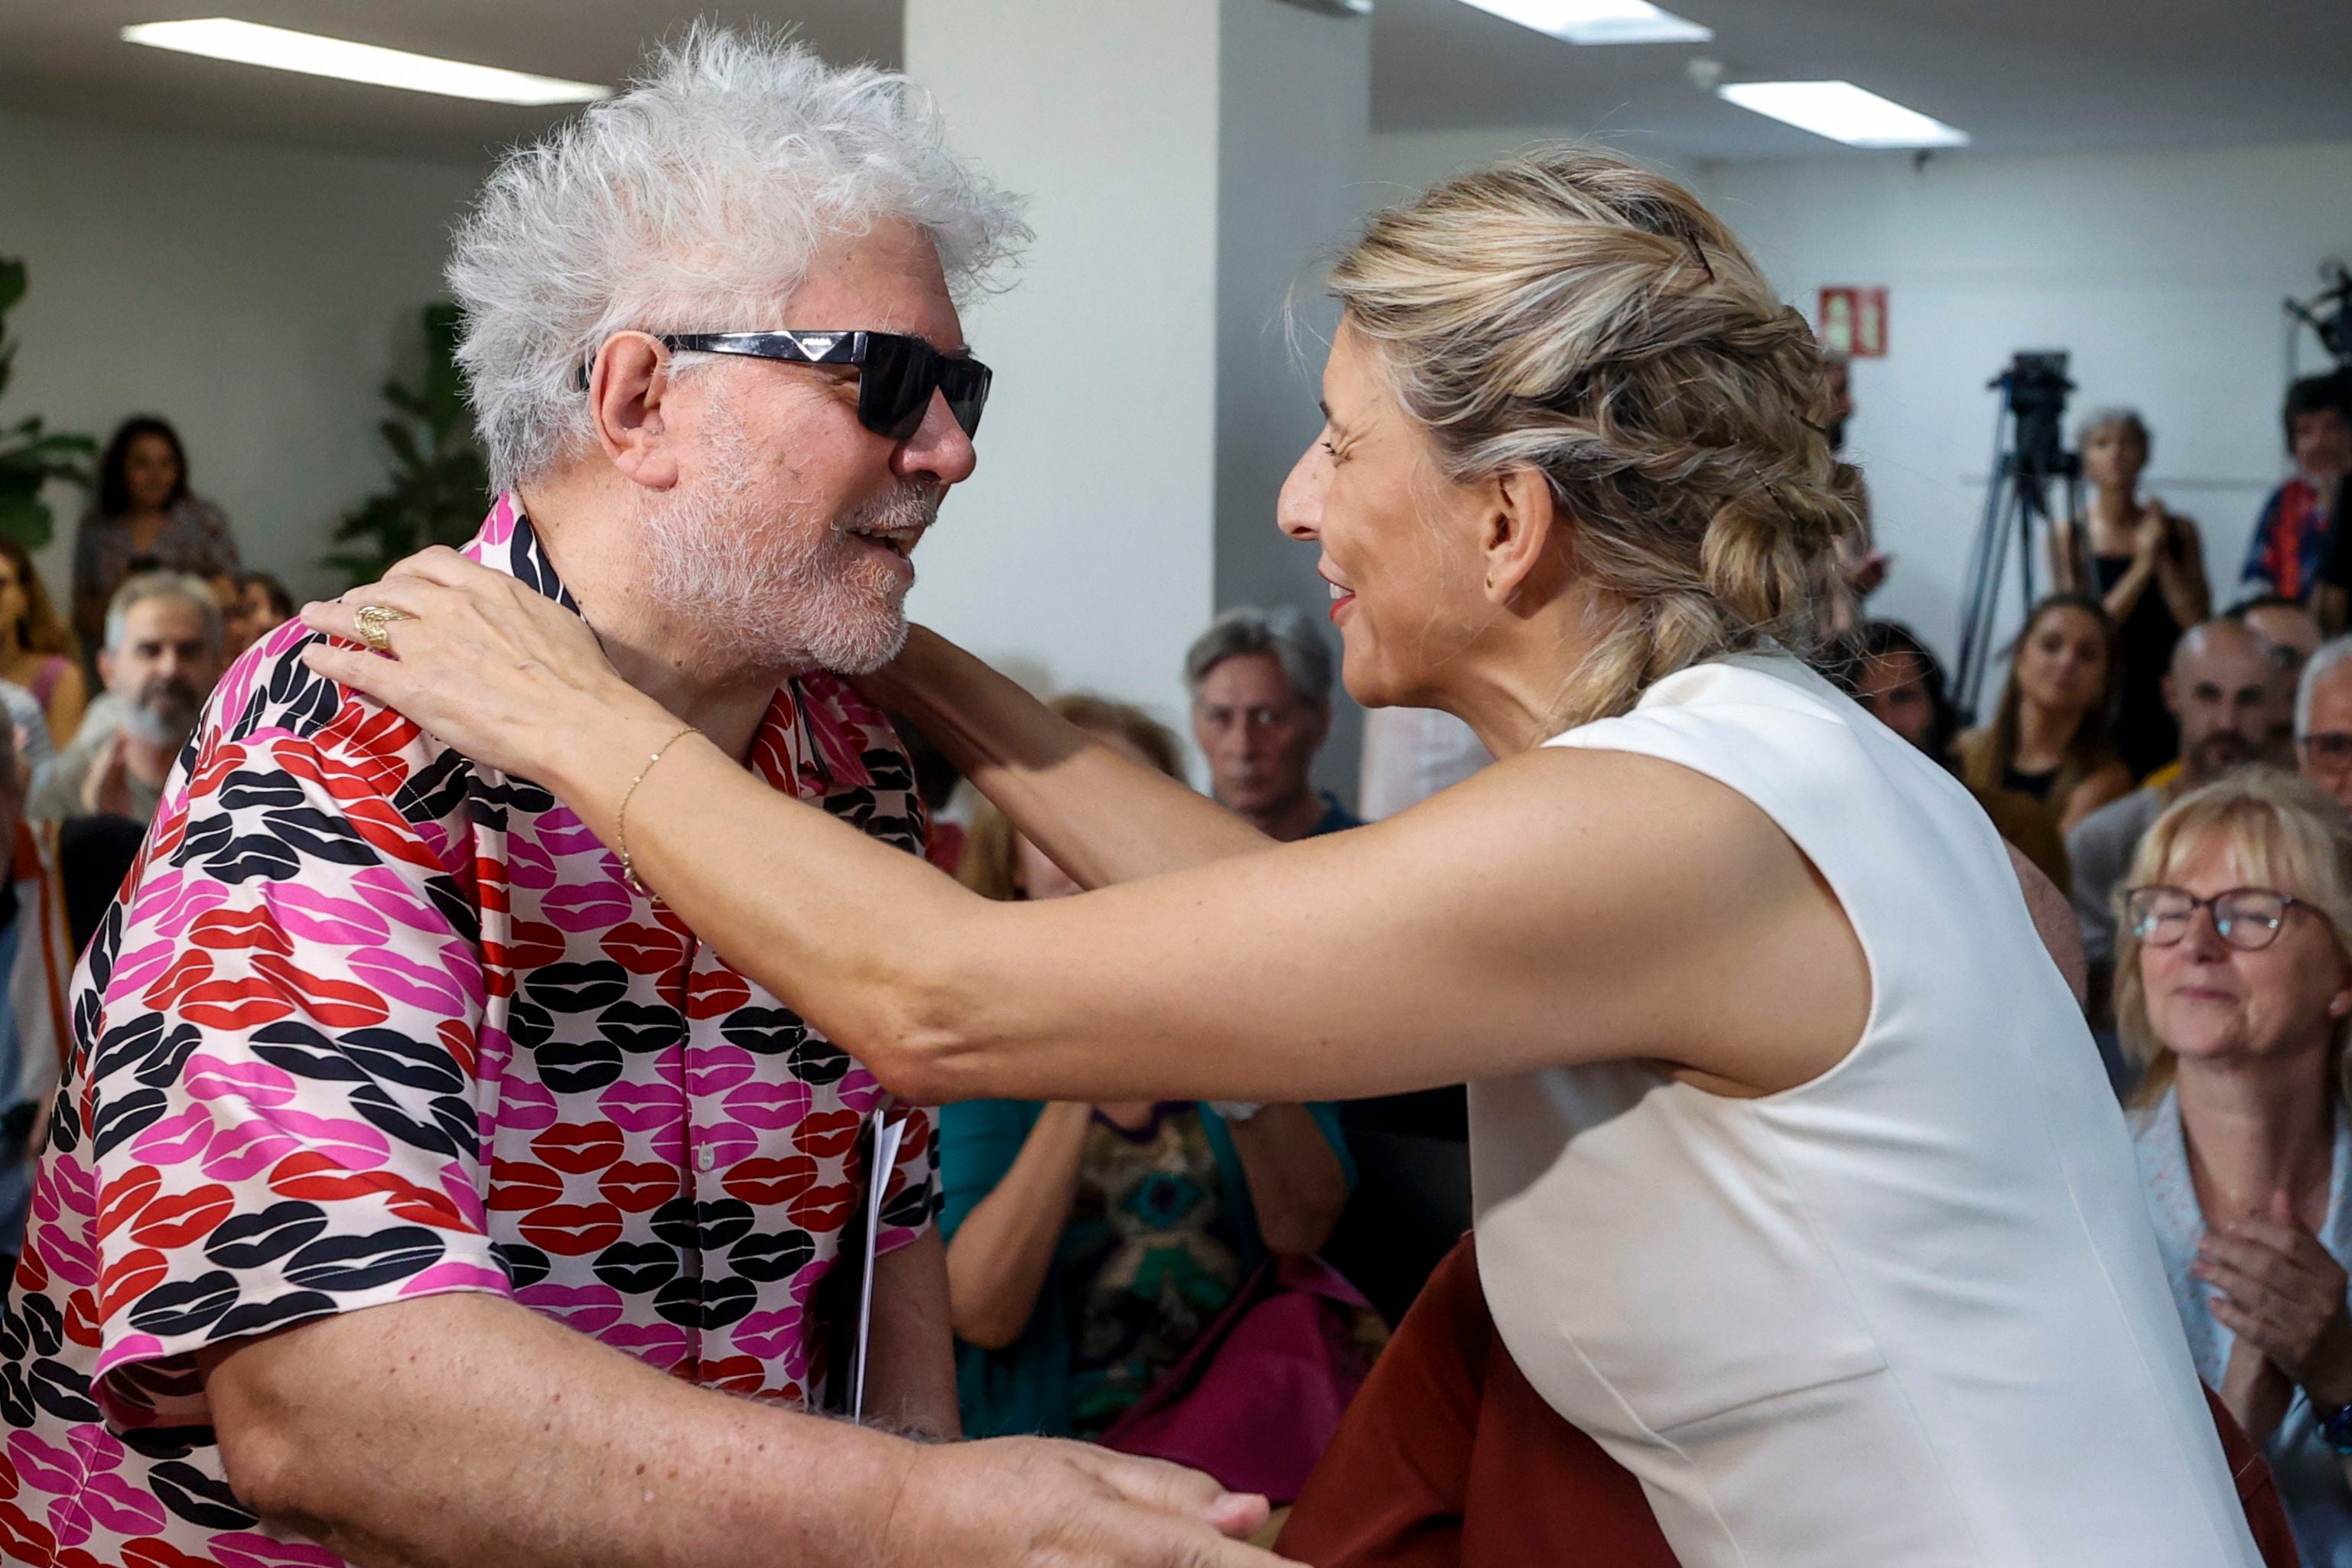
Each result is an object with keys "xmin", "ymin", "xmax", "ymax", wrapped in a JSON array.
[
  {"xmin": 300, "ymin": 547, "xmax": 670, "ymax": 787},
  {"xmin": 2195, "ymin": 1189, "xmax": 2352, "ymax": 1410},
  {"xmin": 890, "ymin": 1438, "xmax": 1285, "ymax": 1566},
  {"xmin": 2131, "ymin": 500, "xmax": 2170, "ymax": 564}
]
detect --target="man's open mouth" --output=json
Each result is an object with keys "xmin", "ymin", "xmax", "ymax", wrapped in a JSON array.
[{"xmin": 847, "ymin": 524, "xmax": 920, "ymax": 558}]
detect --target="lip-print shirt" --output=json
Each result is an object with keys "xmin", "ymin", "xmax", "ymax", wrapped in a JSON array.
[{"xmin": 0, "ymin": 496, "xmax": 939, "ymax": 1568}]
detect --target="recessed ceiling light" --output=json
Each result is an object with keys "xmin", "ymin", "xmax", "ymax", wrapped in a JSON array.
[
  {"xmin": 1457, "ymin": 0, "xmax": 1712, "ymax": 45},
  {"xmin": 1716, "ymin": 80, "xmax": 1969, "ymax": 148},
  {"xmin": 122, "ymin": 18, "xmax": 610, "ymax": 106}
]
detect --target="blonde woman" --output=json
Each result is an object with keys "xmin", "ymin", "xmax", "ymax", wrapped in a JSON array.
[
  {"xmin": 313, "ymin": 148, "xmax": 2259, "ymax": 1563},
  {"xmin": 2121, "ymin": 769, "xmax": 2352, "ymax": 1566}
]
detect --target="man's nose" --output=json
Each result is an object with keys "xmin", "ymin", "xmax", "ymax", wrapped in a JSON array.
[{"xmin": 895, "ymin": 392, "xmax": 978, "ymax": 487}]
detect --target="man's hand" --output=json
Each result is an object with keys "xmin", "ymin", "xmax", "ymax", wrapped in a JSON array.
[
  {"xmin": 80, "ymin": 730, "xmax": 133, "ymax": 819},
  {"xmin": 2197, "ymin": 1189, "xmax": 2352, "ymax": 1413},
  {"xmin": 889, "ymin": 1438, "xmax": 1288, "ymax": 1567}
]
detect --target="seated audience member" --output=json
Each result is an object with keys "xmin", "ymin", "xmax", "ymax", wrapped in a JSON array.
[
  {"xmin": 1187, "ymin": 606, "xmax": 1358, "ymax": 841},
  {"xmin": 71, "ymin": 415, "xmax": 240, "ymax": 657},
  {"xmin": 0, "ymin": 538, "xmax": 86, "ymax": 747},
  {"xmin": 2071, "ymin": 620, "xmax": 2275, "ymax": 985},
  {"xmin": 28, "ymin": 571, "xmax": 224, "ymax": 826},
  {"xmin": 2122, "ymin": 768, "xmax": 2352, "ymax": 1566},
  {"xmin": 1840, "ymin": 620, "xmax": 1958, "ymax": 759},
  {"xmin": 942, "ymin": 693, "xmax": 1352, "ymax": 1440},
  {"xmin": 2302, "ymin": 639, "xmax": 2352, "ymax": 812},
  {"xmin": 2245, "ymin": 372, "xmax": 2352, "ymax": 607},
  {"xmin": 2051, "ymin": 408, "xmax": 2210, "ymax": 779},
  {"xmin": 2238, "ymin": 594, "xmax": 2328, "ymax": 765},
  {"xmin": 1957, "ymin": 594, "xmax": 2133, "ymax": 888}
]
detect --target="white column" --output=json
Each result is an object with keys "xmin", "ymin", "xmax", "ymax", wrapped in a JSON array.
[{"xmin": 903, "ymin": 0, "xmax": 1371, "ymax": 789}]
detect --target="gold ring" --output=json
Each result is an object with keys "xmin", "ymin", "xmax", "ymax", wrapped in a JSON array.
[{"xmin": 353, "ymin": 603, "xmax": 413, "ymax": 654}]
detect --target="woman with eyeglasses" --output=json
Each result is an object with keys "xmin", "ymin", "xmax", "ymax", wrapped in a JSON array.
[
  {"xmin": 2122, "ymin": 767, "xmax": 2352, "ymax": 1566},
  {"xmin": 311, "ymin": 148, "xmax": 2265, "ymax": 1563}
]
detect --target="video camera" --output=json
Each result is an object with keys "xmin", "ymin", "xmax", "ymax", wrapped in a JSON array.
[
  {"xmin": 2288, "ymin": 263, "xmax": 2352, "ymax": 369},
  {"xmin": 1988, "ymin": 351, "xmax": 2077, "ymax": 481}
]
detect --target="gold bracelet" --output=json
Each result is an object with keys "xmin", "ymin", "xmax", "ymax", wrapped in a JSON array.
[{"xmin": 615, "ymin": 724, "xmax": 698, "ymax": 898}]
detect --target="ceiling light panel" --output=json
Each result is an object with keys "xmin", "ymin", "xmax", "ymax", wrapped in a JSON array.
[
  {"xmin": 122, "ymin": 18, "xmax": 610, "ymax": 106},
  {"xmin": 1716, "ymin": 80, "xmax": 1969, "ymax": 148},
  {"xmin": 1457, "ymin": 0, "xmax": 1713, "ymax": 45}
]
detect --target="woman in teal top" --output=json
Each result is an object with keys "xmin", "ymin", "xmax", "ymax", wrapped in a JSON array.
[{"xmin": 938, "ymin": 695, "xmax": 1353, "ymax": 1439}]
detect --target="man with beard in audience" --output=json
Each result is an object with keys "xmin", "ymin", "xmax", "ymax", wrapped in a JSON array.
[
  {"xmin": 2067, "ymin": 619, "xmax": 2273, "ymax": 1010},
  {"xmin": 26, "ymin": 571, "xmax": 223, "ymax": 826}
]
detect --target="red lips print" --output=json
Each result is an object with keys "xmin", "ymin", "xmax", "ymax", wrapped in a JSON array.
[
  {"xmin": 599, "ymin": 1161, "xmax": 681, "ymax": 1214},
  {"xmin": 721, "ymin": 1156, "xmax": 818, "ymax": 1208},
  {"xmin": 787, "ymin": 1183, "xmax": 855, "ymax": 1232},
  {"xmin": 486, "ymin": 1158, "xmax": 564, "ymax": 1211},
  {"xmin": 605, "ymin": 922, "xmax": 687, "ymax": 976},
  {"xmin": 519, "ymin": 1202, "xmax": 625, "ymax": 1257},
  {"xmin": 174, "ymin": 981, "xmax": 295, "ymax": 1033},
  {"xmin": 128, "ymin": 1186, "xmax": 235, "ymax": 1251},
  {"xmin": 532, "ymin": 1121, "xmax": 623, "ymax": 1176},
  {"xmin": 793, "ymin": 1108, "xmax": 863, "ymax": 1161},
  {"xmin": 185, "ymin": 906, "xmax": 294, "ymax": 956},
  {"xmin": 96, "ymin": 1248, "xmax": 168, "ymax": 1325},
  {"xmin": 686, "ymin": 969, "xmax": 752, "ymax": 1020},
  {"xmin": 696, "ymin": 1355, "xmax": 767, "ymax": 1397},
  {"xmin": 249, "ymin": 955, "xmax": 390, "ymax": 1030}
]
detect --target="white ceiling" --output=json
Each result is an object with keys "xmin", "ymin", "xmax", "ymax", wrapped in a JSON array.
[
  {"xmin": 4, "ymin": 1, "xmax": 2350, "ymax": 167},
  {"xmin": 1371, "ymin": 0, "xmax": 2352, "ymax": 159}
]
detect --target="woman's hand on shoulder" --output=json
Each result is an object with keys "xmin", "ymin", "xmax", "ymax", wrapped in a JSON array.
[{"xmin": 300, "ymin": 547, "xmax": 669, "ymax": 786}]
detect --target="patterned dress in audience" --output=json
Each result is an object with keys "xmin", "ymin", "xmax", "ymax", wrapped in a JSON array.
[
  {"xmin": 0, "ymin": 496, "xmax": 938, "ymax": 1567},
  {"xmin": 1065, "ymin": 1105, "xmax": 1242, "ymax": 1436}
]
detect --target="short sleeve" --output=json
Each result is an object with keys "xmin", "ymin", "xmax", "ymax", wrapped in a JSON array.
[{"xmin": 71, "ymin": 724, "xmax": 505, "ymax": 1427}]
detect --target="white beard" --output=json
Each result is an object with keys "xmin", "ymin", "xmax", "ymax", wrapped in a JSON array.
[{"xmin": 634, "ymin": 418, "xmax": 936, "ymax": 678}]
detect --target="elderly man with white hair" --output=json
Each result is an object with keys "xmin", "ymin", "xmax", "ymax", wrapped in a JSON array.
[
  {"xmin": 0, "ymin": 31, "xmax": 1278, "ymax": 1568},
  {"xmin": 2298, "ymin": 636, "xmax": 2352, "ymax": 814}
]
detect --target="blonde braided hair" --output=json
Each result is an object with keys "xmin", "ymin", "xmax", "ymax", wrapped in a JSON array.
[{"xmin": 1328, "ymin": 146, "xmax": 1862, "ymax": 730}]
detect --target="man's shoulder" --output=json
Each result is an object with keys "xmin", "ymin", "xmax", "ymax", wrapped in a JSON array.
[{"xmin": 188, "ymin": 626, "xmax": 476, "ymax": 833}]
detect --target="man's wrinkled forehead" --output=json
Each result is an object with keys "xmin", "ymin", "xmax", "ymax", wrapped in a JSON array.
[{"xmin": 779, "ymin": 221, "xmax": 967, "ymax": 350}]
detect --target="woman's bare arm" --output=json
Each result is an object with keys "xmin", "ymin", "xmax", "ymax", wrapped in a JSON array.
[
  {"xmin": 864, "ymin": 626, "xmax": 1268, "ymax": 889},
  {"xmin": 304, "ymin": 557, "xmax": 1868, "ymax": 1110}
]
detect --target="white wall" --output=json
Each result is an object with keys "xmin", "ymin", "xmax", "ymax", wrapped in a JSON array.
[
  {"xmin": 1703, "ymin": 142, "xmax": 2352, "ymax": 672},
  {"xmin": 0, "ymin": 109, "xmax": 483, "ymax": 607},
  {"xmin": 1374, "ymin": 131, "xmax": 2352, "ymax": 675},
  {"xmin": 904, "ymin": 0, "xmax": 1222, "ymax": 746},
  {"xmin": 1214, "ymin": 0, "xmax": 1371, "ymax": 798}
]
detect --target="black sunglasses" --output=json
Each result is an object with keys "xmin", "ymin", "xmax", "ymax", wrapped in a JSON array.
[{"xmin": 580, "ymin": 330, "xmax": 991, "ymax": 443}]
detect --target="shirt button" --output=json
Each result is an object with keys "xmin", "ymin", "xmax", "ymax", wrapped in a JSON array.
[{"xmin": 697, "ymin": 1145, "xmax": 717, "ymax": 1172}]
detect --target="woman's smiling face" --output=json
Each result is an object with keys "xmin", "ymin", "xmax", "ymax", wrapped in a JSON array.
[{"xmin": 1277, "ymin": 320, "xmax": 1492, "ymax": 714}]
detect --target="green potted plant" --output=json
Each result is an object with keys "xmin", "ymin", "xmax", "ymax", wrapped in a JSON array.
[
  {"xmin": 0, "ymin": 258, "xmax": 98, "ymax": 551},
  {"xmin": 327, "ymin": 302, "xmax": 491, "ymax": 584}
]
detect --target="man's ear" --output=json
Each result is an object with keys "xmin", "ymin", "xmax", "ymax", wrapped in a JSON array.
[
  {"xmin": 589, "ymin": 331, "xmax": 682, "ymax": 492},
  {"xmin": 2160, "ymin": 672, "xmax": 2178, "ymax": 718},
  {"xmin": 1484, "ymin": 467, "xmax": 1563, "ymax": 606},
  {"xmin": 96, "ymin": 647, "xmax": 115, "ymax": 692}
]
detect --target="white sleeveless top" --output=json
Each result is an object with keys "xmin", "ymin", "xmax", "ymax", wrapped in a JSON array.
[{"xmin": 1471, "ymin": 653, "xmax": 2260, "ymax": 1568}]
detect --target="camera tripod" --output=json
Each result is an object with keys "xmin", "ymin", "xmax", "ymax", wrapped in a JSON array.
[{"xmin": 1953, "ymin": 353, "xmax": 2082, "ymax": 724}]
